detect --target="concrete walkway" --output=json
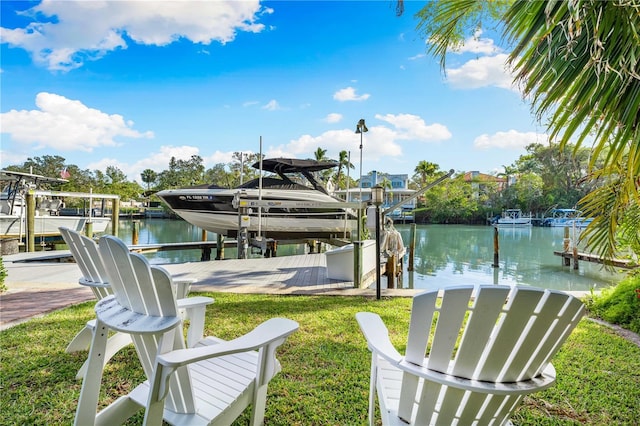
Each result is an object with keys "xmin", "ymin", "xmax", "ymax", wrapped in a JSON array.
[{"xmin": 1, "ymin": 251, "xmax": 417, "ymax": 330}]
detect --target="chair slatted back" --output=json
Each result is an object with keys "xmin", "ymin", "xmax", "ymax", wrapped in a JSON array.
[
  {"xmin": 59, "ymin": 227, "xmax": 111, "ymax": 299},
  {"xmin": 399, "ymin": 285, "xmax": 585, "ymax": 424},
  {"xmin": 97, "ymin": 235, "xmax": 196, "ymax": 414}
]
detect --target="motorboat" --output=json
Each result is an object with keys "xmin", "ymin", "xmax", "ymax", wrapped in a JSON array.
[
  {"xmin": 0, "ymin": 170, "xmax": 111, "ymax": 240},
  {"xmin": 493, "ymin": 209, "xmax": 532, "ymax": 226},
  {"xmin": 156, "ymin": 158, "xmax": 357, "ymax": 240},
  {"xmin": 542, "ymin": 208, "xmax": 593, "ymax": 228}
]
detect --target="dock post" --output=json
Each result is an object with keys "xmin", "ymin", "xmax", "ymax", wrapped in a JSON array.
[
  {"xmin": 132, "ymin": 220, "xmax": 139, "ymax": 245},
  {"xmin": 216, "ymin": 234, "xmax": 224, "ymax": 260},
  {"xmin": 573, "ymin": 246, "xmax": 579, "ymax": 269},
  {"xmin": 111, "ymin": 199, "xmax": 119, "ymax": 237},
  {"xmin": 492, "ymin": 226, "xmax": 499, "ymax": 268},
  {"xmin": 201, "ymin": 245, "xmax": 211, "ymax": 261},
  {"xmin": 408, "ymin": 223, "xmax": 416, "ymax": 271},
  {"xmin": 386, "ymin": 254, "xmax": 397, "ymax": 289},
  {"xmin": 353, "ymin": 240, "xmax": 362, "ymax": 288},
  {"xmin": 562, "ymin": 226, "xmax": 571, "ymax": 266},
  {"xmin": 85, "ymin": 222, "xmax": 93, "ymax": 239},
  {"xmin": 237, "ymin": 207, "xmax": 249, "ymax": 259},
  {"xmin": 26, "ymin": 190, "xmax": 35, "ymax": 252}
]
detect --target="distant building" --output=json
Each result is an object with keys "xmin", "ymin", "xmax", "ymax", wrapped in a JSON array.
[
  {"xmin": 333, "ymin": 170, "xmax": 416, "ymax": 221},
  {"xmin": 463, "ymin": 171, "xmax": 507, "ymax": 198}
]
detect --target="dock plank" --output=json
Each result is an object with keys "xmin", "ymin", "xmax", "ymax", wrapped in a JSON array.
[{"xmin": 553, "ymin": 250, "xmax": 636, "ymax": 269}]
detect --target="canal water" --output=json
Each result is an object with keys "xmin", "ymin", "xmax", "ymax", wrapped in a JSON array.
[{"xmin": 110, "ymin": 219, "xmax": 626, "ymax": 292}]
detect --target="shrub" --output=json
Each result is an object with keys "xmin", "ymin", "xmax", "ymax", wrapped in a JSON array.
[
  {"xmin": 589, "ymin": 273, "xmax": 640, "ymax": 334},
  {"xmin": 0, "ymin": 256, "xmax": 7, "ymax": 293}
]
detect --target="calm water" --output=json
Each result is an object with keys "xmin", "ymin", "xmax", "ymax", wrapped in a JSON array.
[{"xmin": 109, "ymin": 219, "xmax": 625, "ymax": 292}]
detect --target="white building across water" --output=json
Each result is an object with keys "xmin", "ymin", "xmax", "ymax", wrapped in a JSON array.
[{"xmin": 332, "ymin": 170, "xmax": 416, "ymax": 222}]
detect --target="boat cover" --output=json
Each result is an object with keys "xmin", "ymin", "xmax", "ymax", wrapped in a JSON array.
[{"xmin": 252, "ymin": 158, "xmax": 338, "ymax": 174}]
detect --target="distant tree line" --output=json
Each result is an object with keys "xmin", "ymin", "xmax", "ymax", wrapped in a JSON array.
[
  {"xmin": 4, "ymin": 140, "xmax": 636, "ymax": 259},
  {"xmin": 2, "ymin": 142, "xmax": 600, "ymax": 219}
]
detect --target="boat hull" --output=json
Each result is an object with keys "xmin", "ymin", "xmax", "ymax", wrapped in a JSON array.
[
  {"xmin": 495, "ymin": 218, "xmax": 532, "ymax": 227},
  {"xmin": 542, "ymin": 210, "xmax": 593, "ymax": 228},
  {"xmin": 157, "ymin": 188, "xmax": 356, "ymax": 240}
]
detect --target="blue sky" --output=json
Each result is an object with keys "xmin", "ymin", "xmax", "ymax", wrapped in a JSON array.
[{"xmin": 1, "ymin": 0, "xmax": 548, "ymax": 183}]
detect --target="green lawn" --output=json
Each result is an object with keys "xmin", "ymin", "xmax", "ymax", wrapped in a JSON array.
[{"xmin": 1, "ymin": 292, "xmax": 639, "ymax": 425}]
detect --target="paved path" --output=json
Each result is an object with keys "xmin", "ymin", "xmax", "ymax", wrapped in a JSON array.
[{"xmin": 1, "ymin": 251, "xmax": 417, "ymax": 330}]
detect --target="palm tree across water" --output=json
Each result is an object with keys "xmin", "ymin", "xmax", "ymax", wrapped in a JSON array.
[{"xmin": 334, "ymin": 150, "xmax": 354, "ymax": 190}]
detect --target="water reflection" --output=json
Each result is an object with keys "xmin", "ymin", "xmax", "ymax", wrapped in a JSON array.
[
  {"xmin": 394, "ymin": 224, "xmax": 624, "ymax": 292},
  {"xmin": 112, "ymin": 218, "xmax": 305, "ymax": 264},
  {"xmin": 112, "ymin": 220, "xmax": 625, "ymax": 292}
]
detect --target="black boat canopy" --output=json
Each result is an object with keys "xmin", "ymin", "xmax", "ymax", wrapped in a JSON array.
[{"xmin": 252, "ymin": 158, "xmax": 338, "ymax": 174}]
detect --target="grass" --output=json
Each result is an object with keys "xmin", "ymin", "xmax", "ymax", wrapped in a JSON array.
[{"xmin": 1, "ymin": 292, "xmax": 639, "ymax": 425}]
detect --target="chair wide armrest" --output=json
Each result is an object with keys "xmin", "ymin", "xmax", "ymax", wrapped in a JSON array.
[
  {"xmin": 356, "ymin": 312, "xmax": 402, "ymax": 364},
  {"xmin": 157, "ymin": 317, "xmax": 299, "ymax": 368},
  {"xmin": 176, "ymin": 296, "xmax": 214, "ymax": 310}
]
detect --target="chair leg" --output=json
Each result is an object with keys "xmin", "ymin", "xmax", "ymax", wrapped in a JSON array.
[
  {"xmin": 66, "ymin": 321, "xmax": 95, "ymax": 353},
  {"xmin": 75, "ymin": 319, "xmax": 109, "ymax": 426},
  {"xmin": 249, "ymin": 384, "xmax": 269, "ymax": 426},
  {"xmin": 75, "ymin": 332, "xmax": 133, "ymax": 380},
  {"xmin": 369, "ymin": 354, "xmax": 377, "ymax": 426}
]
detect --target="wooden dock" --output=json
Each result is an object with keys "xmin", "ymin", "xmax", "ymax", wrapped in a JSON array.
[{"xmin": 553, "ymin": 250, "xmax": 636, "ymax": 269}]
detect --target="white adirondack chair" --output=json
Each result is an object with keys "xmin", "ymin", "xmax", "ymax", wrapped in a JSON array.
[
  {"xmin": 356, "ymin": 285, "xmax": 586, "ymax": 426},
  {"xmin": 74, "ymin": 235, "xmax": 299, "ymax": 426},
  {"xmin": 60, "ymin": 227, "xmax": 212, "ymax": 379}
]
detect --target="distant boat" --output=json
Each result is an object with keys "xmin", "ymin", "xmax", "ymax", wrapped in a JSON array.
[
  {"xmin": 494, "ymin": 209, "xmax": 532, "ymax": 227},
  {"xmin": 542, "ymin": 208, "xmax": 593, "ymax": 228},
  {"xmin": 0, "ymin": 170, "xmax": 111, "ymax": 240},
  {"xmin": 157, "ymin": 158, "xmax": 357, "ymax": 240}
]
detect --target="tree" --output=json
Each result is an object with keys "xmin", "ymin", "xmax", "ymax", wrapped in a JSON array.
[
  {"xmin": 333, "ymin": 150, "xmax": 353, "ymax": 190},
  {"xmin": 157, "ymin": 155, "xmax": 205, "ymax": 189},
  {"xmin": 141, "ymin": 169, "xmax": 157, "ymax": 193},
  {"xmin": 410, "ymin": 0, "xmax": 640, "ymax": 262},
  {"xmin": 412, "ymin": 160, "xmax": 440, "ymax": 189},
  {"xmin": 204, "ymin": 163, "xmax": 233, "ymax": 188},
  {"xmin": 313, "ymin": 147, "xmax": 328, "ymax": 161},
  {"xmin": 512, "ymin": 172, "xmax": 544, "ymax": 213}
]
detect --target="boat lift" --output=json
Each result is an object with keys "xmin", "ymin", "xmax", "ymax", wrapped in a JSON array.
[{"xmin": 231, "ymin": 170, "xmax": 454, "ymax": 288}]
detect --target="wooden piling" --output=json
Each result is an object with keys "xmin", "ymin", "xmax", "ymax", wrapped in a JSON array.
[
  {"xmin": 26, "ymin": 191, "xmax": 35, "ymax": 252},
  {"xmin": 353, "ymin": 240, "xmax": 362, "ymax": 289},
  {"xmin": 492, "ymin": 226, "xmax": 499, "ymax": 268},
  {"xmin": 408, "ymin": 223, "xmax": 416, "ymax": 271},
  {"xmin": 111, "ymin": 199, "xmax": 119, "ymax": 237},
  {"xmin": 216, "ymin": 234, "xmax": 225, "ymax": 260},
  {"xmin": 85, "ymin": 222, "xmax": 93, "ymax": 240},
  {"xmin": 132, "ymin": 220, "xmax": 139, "ymax": 245}
]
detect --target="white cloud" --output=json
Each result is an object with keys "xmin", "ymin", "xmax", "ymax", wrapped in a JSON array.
[
  {"xmin": 473, "ymin": 130, "xmax": 548, "ymax": 150},
  {"xmin": 0, "ymin": 92, "xmax": 153, "ymax": 152},
  {"xmin": 446, "ymin": 53, "xmax": 515, "ymax": 90},
  {"xmin": 453, "ymin": 31, "xmax": 501, "ymax": 55},
  {"xmin": 0, "ymin": 0, "xmax": 268, "ymax": 71},
  {"xmin": 324, "ymin": 113, "xmax": 342, "ymax": 123},
  {"xmin": 0, "ymin": 150, "xmax": 27, "ymax": 168},
  {"xmin": 282, "ymin": 128, "xmax": 402, "ymax": 162},
  {"xmin": 375, "ymin": 113, "xmax": 452, "ymax": 141},
  {"xmin": 333, "ymin": 87, "xmax": 370, "ymax": 102},
  {"xmin": 90, "ymin": 145, "xmax": 203, "ymax": 182},
  {"xmin": 262, "ymin": 100, "xmax": 281, "ymax": 111}
]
